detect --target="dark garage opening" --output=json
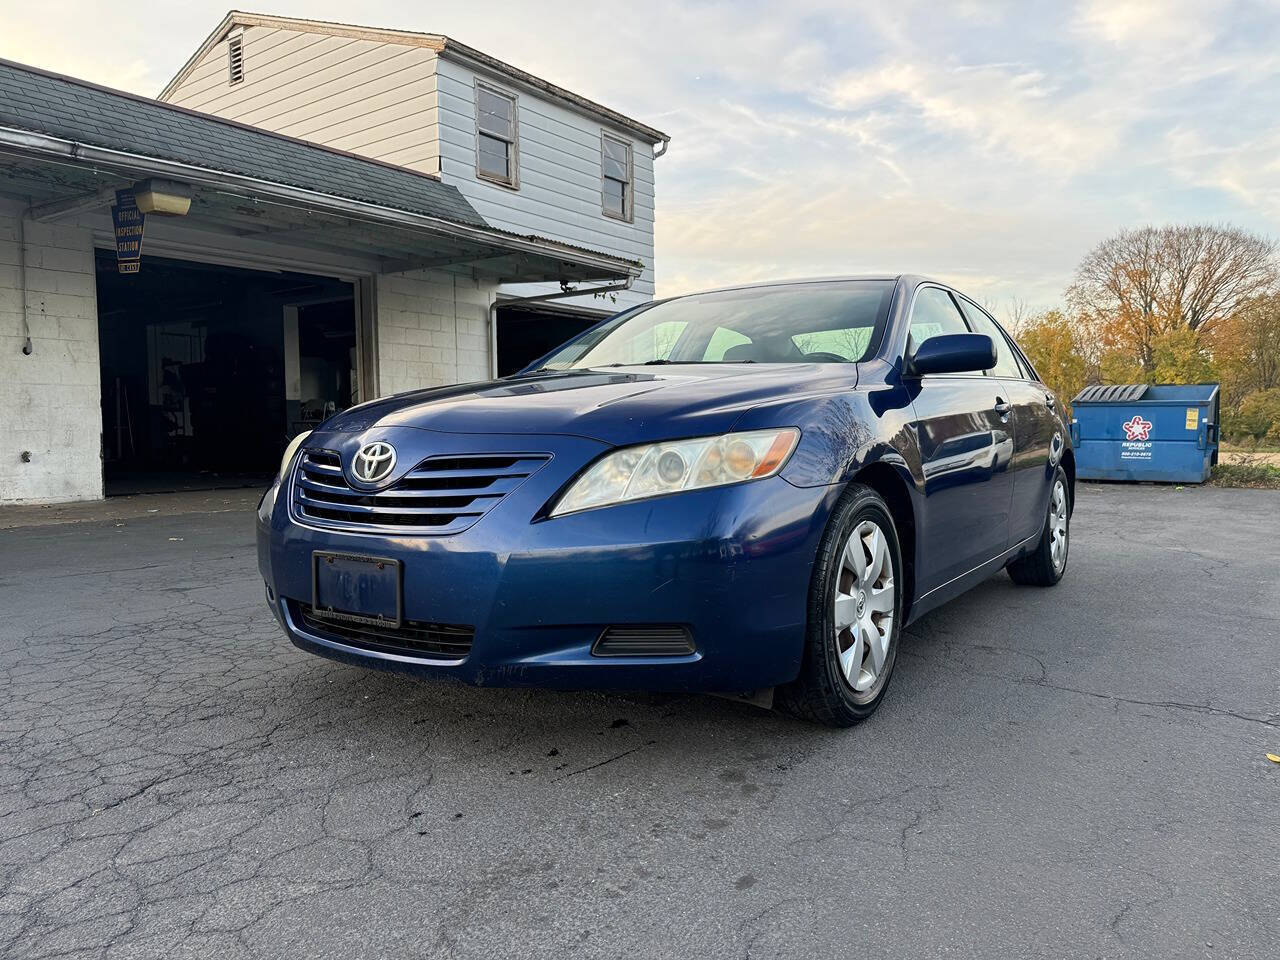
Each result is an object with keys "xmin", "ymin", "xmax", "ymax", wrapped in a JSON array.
[
  {"xmin": 96, "ymin": 251, "xmax": 357, "ymax": 496},
  {"xmin": 494, "ymin": 303, "xmax": 606, "ymax": 377}
]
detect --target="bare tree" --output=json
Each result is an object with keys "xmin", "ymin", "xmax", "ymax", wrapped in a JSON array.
[
  {"xmin": 1067, "ymin": 223, "xmax": 1277, "ymax": 372},
  {"xmin": 1004, "ymin": 297, "xmax": 1032, "ymax": 333},
  {"xmin": 1159, "ymin": 225, "xmax": 1277, "ymax": 330}
]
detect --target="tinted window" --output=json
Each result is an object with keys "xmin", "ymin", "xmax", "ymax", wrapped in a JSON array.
[
  {"xmin": 957, "ymin": 299, "xmax": 1023, "ymax": 379},
  {"xmin": 908, "ymin": 287, "xmax": 968, "ymax": 353},
  {"xmin": 536, "ymin": 281, "xmax": 896, "ymax": 368}
]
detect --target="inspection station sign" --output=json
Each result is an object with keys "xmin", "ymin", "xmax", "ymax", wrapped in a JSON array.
[{"xmin": 110, "ymin": 189, "xmax": 146, "ymax": 274}]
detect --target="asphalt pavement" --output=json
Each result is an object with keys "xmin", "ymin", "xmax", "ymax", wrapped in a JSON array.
[{"xmin": 1, "ymin": 483, "xmax": 1277, "ymax": 959}]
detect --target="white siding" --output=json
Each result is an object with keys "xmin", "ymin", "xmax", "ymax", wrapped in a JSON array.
[
  {"xmin": 164, "ymin": 26, "xmax": 441, "ymax": 174},
  {"xmin": 433, "ymin": 57, "xmax": 655, "ymax": 311},
  {"xmin": 0, "ymin": 210, "xmax": 103, "ymax": 503}
]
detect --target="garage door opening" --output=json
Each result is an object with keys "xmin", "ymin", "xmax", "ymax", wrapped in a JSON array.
[
  {"xmin": 494, "ymin": 303, "xmax": 607, "ymax": 377},
  {"xmin": 96, "ymin": 251, "xmax": 358, "ymax": 496}
]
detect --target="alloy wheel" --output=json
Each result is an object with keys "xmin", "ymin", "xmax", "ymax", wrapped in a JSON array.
[{"xmin": 833, "ymin": 518, "xmax": 895, "ymax": 695}]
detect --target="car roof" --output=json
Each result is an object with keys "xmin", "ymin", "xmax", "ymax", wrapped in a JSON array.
[{"xmin": 660, "ymin": 274, "xmax": 959, "ymax": 300}]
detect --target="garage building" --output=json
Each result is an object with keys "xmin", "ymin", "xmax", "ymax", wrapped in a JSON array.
[{"xmin": 0, "ymin": 60, "xmax": 641, "ymax": 503}]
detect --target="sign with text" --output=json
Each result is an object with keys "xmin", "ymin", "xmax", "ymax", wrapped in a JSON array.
[{"xmin": 110, "ymin": 189, "xmax": 145, "ymax": 274}]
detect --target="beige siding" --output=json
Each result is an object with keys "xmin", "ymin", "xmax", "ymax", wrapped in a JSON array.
[
  {"xmin": 162, "ymin": 23, "xmax": 659, "ymax": 311},
  {"xmin": 163, "ymin": 25, "xmax": 441, "ymax": 175}
]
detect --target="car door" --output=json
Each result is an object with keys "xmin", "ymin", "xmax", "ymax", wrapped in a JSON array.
[
  {"xmin": 956, "ymin": 298, "xmax": 1059, "ymax": 546},
  {"xmin": 906, "ymin": 286, "xmax": 1016, "ymax": 593}
]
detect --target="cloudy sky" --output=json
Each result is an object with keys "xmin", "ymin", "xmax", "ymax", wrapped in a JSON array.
[{"xmin": 3, "ymin": 0, "xmax": 1278, "ymax": 314}]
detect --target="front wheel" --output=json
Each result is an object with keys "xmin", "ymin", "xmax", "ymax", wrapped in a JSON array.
[
  {"xmin": 1007, "ymin": 466, "xmax": 1070, "ymax": 586},
  {"xmin": 776, "ymin": 483, "xmax": 903, "ymax": 727}
]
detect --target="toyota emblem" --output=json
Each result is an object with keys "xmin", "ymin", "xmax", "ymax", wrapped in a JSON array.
[{"xmin": 352, "ymin": 441, "xmax": 396, "ymax": 484}]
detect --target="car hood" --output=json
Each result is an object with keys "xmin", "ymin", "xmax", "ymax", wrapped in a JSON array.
[{"xmin": 323, "ymin": 364, "xmax": 858, "ymax": 446}]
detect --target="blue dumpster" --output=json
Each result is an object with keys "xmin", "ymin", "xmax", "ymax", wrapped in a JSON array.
[{"xmin": 1069, "ymin": 383, "xmax": 1220, "ymax": 483}]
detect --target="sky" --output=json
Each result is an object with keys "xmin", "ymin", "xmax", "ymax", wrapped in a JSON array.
[{"xmin": 2, "ymin": 0, "xmax": 1278, "ymax": 316}]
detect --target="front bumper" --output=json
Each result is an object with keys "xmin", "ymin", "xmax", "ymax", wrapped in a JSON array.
[{"xmin": 257, "ymin": 427, "xmax": 838, "ymax": 692}]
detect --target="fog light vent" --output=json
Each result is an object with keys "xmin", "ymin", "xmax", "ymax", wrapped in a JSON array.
[{"xmin": 592, "ymin": 625, "xmax": 695, "ymax": 657}]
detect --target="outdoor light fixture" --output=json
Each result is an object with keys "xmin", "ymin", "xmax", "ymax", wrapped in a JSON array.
[{"xmin": 133, "ymin": 178, "xmax": 192, "ymax": 216}]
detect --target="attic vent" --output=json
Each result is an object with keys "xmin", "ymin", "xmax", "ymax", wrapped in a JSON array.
[{"xmin": 228, "ymin": 33, "xmax": 244, "ymax": 85}]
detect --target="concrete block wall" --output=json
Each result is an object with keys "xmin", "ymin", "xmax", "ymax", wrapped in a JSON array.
[
  {"xmin": 0, "ymin": 211, "xmax": 103, "ymax": 503},
  {"xmin": 374, "ymin": 269, "xmax": 494, "ymax": 397}
]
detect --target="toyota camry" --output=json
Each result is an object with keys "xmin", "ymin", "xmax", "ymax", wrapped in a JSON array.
[{"xmin": 257, "ymin": 276, "xmax": 1074, "ymax": 726}]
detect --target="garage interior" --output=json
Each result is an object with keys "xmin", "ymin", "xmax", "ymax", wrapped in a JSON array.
[
  {"xmin": 96, "ymin": 251, "xmax": 357, "ymax": 495},
  {"xmin": 494, "ymin": 303, "xmax": 603, "ymax": 376}
]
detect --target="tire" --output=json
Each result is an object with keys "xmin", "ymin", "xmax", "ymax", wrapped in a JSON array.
[
  {"xmin": 776, "ymin": 483, "xmax": 903, "ymax": 727},
  {"xmin": 1007, "ymin": 466, "xmax": 1070, "ymax": 587}
]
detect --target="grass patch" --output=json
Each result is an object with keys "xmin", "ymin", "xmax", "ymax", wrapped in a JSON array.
[{"xmin": 1210, "ymin": 461, "xmax": 1280, "ymax": 489}]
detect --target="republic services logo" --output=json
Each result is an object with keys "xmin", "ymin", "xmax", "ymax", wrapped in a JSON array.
[{"xmin": 1122, "ymin": 415, "xmax": 1153, "ymax": 441}]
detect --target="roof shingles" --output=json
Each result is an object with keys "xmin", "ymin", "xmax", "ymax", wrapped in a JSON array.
[{"xmin": 0, "ymin": 59, "xmax": 488, "ymax": 228}]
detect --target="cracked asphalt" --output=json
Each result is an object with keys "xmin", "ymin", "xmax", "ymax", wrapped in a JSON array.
[{"xmin": 1, "ymin": 483, "xmax": 1277, "ymax": 959}]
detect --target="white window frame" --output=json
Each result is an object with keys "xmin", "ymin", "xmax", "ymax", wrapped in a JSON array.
[
  {"xmin": 474, "ymin": 80, "xmax": 519, "ymax": 190},
  {"xmin": 601, "ymin": 132, "xmax": 634, "ymax": 222},
  {"xmin": 227, "ymin": 30, "xmax": 245, "ymax": 86}
]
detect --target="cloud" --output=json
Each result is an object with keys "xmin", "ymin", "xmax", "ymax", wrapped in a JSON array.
[{"xmin": 1, "ymin": 0, "xmax": 1278, "ymax": 311}]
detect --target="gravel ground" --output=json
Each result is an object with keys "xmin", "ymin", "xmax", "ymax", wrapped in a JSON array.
[{"xmin": 1, "ymin": 483, "xmax": 1277, "ymax": 959}]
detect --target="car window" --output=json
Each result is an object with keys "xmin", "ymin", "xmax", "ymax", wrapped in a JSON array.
[
  {"xmin": 1007, "ymin": 334, "xmax": 1038, "ymax": 381},
  {"xmin": 956, "ymin": 299, "xmax": 1023, "ymax": 379},
  {"xmin": 792, "ymin": 326, "xmax": 873, "ymax": 361},
  {"xmin": 535, "ymin": 280, "xmax": 897, "ymax": 368},
  {"xmin": 907, "ymin": 287, "xmax": 969, "ymax": 354},
  {"xmin": 704, "ymin": 326, "xmax": 752, "ymax": 361},
  {"xmin": 609, "ymin": 320, "xmax": 689, "ymax": 365}
]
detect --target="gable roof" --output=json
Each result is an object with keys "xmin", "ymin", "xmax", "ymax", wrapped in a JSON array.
[
  {"xmin": 0, "ymin": 58, "xmax": 486, "ymax": 227},
  {"xmin": 160, "ymin": 10, "xmax": 670, "ymax": 147}
]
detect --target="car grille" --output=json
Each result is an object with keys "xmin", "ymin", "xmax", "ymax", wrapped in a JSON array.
[
  {"xmin": 292, "ymin": 601, "xmax": 474, "ymax": 660},
  {"xmin": 291, "ymin": 449, "xmax": 549, "ymax": 535}
]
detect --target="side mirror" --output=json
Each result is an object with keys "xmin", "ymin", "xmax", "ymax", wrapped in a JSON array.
[{"xmin": 908, "ymin": 333, "xmax": 995, "ymax": 377}]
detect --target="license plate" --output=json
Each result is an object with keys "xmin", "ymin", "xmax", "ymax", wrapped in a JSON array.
[{"xmin": 312, "ymin": 552, "xmax": 402, "ymax": 628}]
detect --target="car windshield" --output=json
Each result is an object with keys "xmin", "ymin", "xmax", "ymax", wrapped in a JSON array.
[{"xmin": 534, "ymin": 280, "xmax": 896, "ymax": 370}]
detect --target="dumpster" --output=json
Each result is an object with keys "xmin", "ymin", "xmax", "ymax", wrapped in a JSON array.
[{"xmin": 1069, "ymin": 383, "xmax": 1219, "ymax": 483}]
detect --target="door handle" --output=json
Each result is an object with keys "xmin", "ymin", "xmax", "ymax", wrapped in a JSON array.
[
  {"xmin": 994, "ymin": 398, "xmax": 1012, "ymax": 416},
  {"xmin": 1045, "ymin": 393, "xmax": 1056, "ymax": 409}
]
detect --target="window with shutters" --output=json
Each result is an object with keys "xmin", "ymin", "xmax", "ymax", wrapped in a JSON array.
[
  {"xmin": 227, "ymin": 32, "xmax": 244, "ymax": 85},
  {"xmin": 601, "ymin": 133, "xmax": 633, "ymax": 221},
  {"xmin": 475, "ymin": 82, "xmax": 518, "ymax": 188}
]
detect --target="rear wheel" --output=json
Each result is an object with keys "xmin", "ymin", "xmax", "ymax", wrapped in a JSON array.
[
  {"xmin": 1007, "ymin": 467, "xmax": 1069, "ymax": 586},
  {"xmin": 777, "ymin": 483, "xmax": 902, "ymax": 727}
]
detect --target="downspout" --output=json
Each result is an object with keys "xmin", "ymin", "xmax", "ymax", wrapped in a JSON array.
[
  {"xmin": 653, "ymin": 136, "xmax": 670, "ymax": 160},
  {"xmin": 487, "ymin": 276, "xmax": 634, "ymax": 379},
  {"xmin": 17, "ymin": 211, "xmax": 31, "ymax": 355}
]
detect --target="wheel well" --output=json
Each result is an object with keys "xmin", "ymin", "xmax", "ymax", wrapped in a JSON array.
[
  {"xmin": 851, "ymin": 462, "xmax": 916, "ymax": 622},
  {"xmin": 1061, "ymin": 448, "xmax": 1076, "ymax": 514}
]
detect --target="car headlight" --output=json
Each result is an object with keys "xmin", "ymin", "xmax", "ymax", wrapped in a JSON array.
[
  {"xmin": 278, "ymin": 430, "xmax": 311, "ymax": 479},
  {"xmin": 550, "ymin": 428, "xmax": 800, "ymax": 517}
]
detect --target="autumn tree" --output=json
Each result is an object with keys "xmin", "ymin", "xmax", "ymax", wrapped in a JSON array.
[
  {"xmin": 1211, "ymin": 293, "xmax": 1280, "ymax": 405},
  {"xmin": 1067, "ymin": 224, "xmax": 1277, "ymax": 374},
  {"xmin": 1011, "ymin": 309, "xmax": 1087, "ymax": 406}
]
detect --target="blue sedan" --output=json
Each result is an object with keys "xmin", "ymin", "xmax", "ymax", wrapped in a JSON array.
[{"xmin": 257, "ymin": 276, "xmax": 1074, "ymax": 726}]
